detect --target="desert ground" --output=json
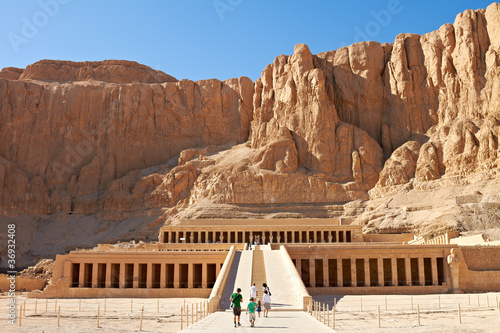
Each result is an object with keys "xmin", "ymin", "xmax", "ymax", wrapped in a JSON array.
[{"xmin": 2, "ymin": 293, "xmax": 499, "ymax": 332}]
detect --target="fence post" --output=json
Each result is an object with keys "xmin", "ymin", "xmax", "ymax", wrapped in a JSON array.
[
  {"xmin": 378, "ymin": 305, "xmax": 381, "ymax": 328},
  {"xmin": 181, "ymin": 306, "xmax": 183, "ymax": 330},
  {"xmin": 196, "ymin": 302, "xmax": 199, "ymax": 322},
  {"xmin": 360, "ymin": 297, "xmax": 363, "ymax": 312},
  {"xmin": 477, "ymin": 294, "xmax": 480, "ymax": 307},
  {"xmin": 35, "ymin": 299, "xmax": 38, "ymax": 315},
  {"xmin": 458, "ymin": 303, "xmax": 461, "ymax": 324},
  {"xmin": 23, "ymin": 300, "xmax": 26, "ymax": 316},
  {"xmin": 58, "ymin": 305, "xmax": 61, "ymax": 327},
  {"xmin": 323, "ymin": 303, "xmax": 326, "ymax": 324},
  {"xmin": 187, "ymin": 304, "xmax": 189, "ymax": 327},
  {"xmin": 19, "ymin": 305, "xmax": 22, "ymax": 327},
  {"xmin": 79, "ymin": 299, "xmax": 81, "ymax": 312},
  {"xmin": 332, "ymin": 306, "xmax": 335, "ymax": 329},
  {"xmin": 327, "ymin": 306, "xmax": 330, "ymax": 326},
  {"xmin": 104, "ymin": 298, "xmax": 107, "ymax": 313},
  {"xmin": 97, "ymin": 305, "xmax": 100, "ymax": 328},
  {"xmin": 140, "ymin": 306, "xmax": 144, "ymax": 331},
  {"xmin": 417, "ymin": 304, "xmax": 420, "ymax": 326}
]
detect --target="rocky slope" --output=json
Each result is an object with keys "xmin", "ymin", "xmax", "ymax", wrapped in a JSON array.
[{"xmin": 1, "ymin": 4, "xmax": 500, "ymax": 268}]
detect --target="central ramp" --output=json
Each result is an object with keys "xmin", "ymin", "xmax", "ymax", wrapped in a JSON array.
[{"xmin": 179, "ymin": 311, "xmax": 333, "ymax": 332}]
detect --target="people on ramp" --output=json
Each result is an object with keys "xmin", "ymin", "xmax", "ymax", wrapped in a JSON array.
[
  {"xmin": 230, "ymin": 288, "xmax": 243, "ymax": 327},
  {"xmin": 263, "ymin": 289, "xmax": 271, "ymax": 317},
  {"xmin": 246, "ymin": 297, "xmax": 258, "ymax": 327}
]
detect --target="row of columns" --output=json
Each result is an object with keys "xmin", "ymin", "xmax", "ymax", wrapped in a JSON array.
[
  {"xmin": 72, "ymin": 262, "xmax": 221, "ymax": 289},
  {"xmin": 164, "ymin": 230, "xmax": 352, "ymax": 244},
  {"xmin": 295, "ymin": 256, "xmax": 445, "ymax": 288}
]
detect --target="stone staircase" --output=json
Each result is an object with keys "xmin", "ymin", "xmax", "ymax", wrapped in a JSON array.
[{"xmin": 251, "ymin": 246, "xmax": 267, "ymax": 298}]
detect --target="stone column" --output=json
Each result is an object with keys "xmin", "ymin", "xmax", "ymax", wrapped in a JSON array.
[
  {"xmin": 299, "ymin": 232, "xmax": 303, "ymax": 243},
  {"xmin": 105, "ymin": 263, "xmax": 112, "ymax": 288},
  {"xmin": 364, "ymin": 258, "xmax": 370, "ymax": 287},
  {"xmin": 133, "ymin": 263, "xmax": 139, "ymax": 288},
  {"xmin": 418, "ymin": 257, "xmax": 425, "ymax": 286},
  {"xmin": 313, "ymin": 230, "xmax": 318, "ymax": 243},
  {"xmin": 119, "ymin": 263, "xmax": 126, "ymax": 288},
  {"xmin": 431, "ymin": 257, "xmax": 439, "ymax": 286},
  {"xmin": 198, "ymin": 231, "xmax": 202, "ymax": 243},
  {"xmin": 160, "ymin": 264, "xmax": 166, "ymax": 288},
  {"xmin": 295, "ymin": 259, "xmax": 301, "ymax": 279},
  {"xmin": 292, "ymin": 231, "xmax": 295, "ymax": 243},
  {"xmin": 92, "ymin": 263, "xmax": 98, "ymax": 288},
  {"xmin": 391, "ymin": 257, "xmax": 398, "ymax": 286},
  {"xmin": 377, "ymin": 257, "xmax": 384, "ymax": 287},
  {"xmin": 188, "ymin": 263, "xmax": 194, "ymax": 288},
  {"xmin": 284, "ymin": 232, "xmax": 288, "ymax": 243},
  {"xmin": 351, "ymin": 258, "xmax": 357, "ymax": 287},
  {"xmin": 323, "ymin": 258, "xmax": 329, "ymax": 287},
  {"xmin": 337, "ymin": 258, "xmax": 343, "ymax": 287},
  {"xmin": 79, "ymin": 263, "xmax": 85, "ymax": 288},
  {"xmin": 250, "ymin": 231, "xmax": 253, "ymax": 243},
  {"xmin": 328, "ymin": 231, "xmax": 332, "ymax": 243},
  {"xmin": 147, "ymin": 263, "xmax": 153, "ymax": 288},
  {"xmin": 202, "ymin": 263, "xmax": 208, "ymax": 288},
  {"xmin": 262, "ymin": 234, "xmax": 266, "ymax": 244},
  {"xmin": 173, "ymin": 263, "xmax": 180, "ymax": 288},
  {"xmin": 405, "ymin": 258, "xmax": 412, "ymax": 286},
  {"xmin": 309, "ymin": 259, "xmax": 316, "ymax": 287},
  {"xmin": 168, "ymin": 232, "xmax": 172, "ymax": 243}
]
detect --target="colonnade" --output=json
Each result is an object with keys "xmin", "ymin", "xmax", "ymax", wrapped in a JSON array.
[
  {"xmin": 70, "ymin": 261, "xmax": 222, "ymax": 289},
  {"xmin": 162, "ymin": 229, "xmax": 353, "ymax": 244},
  {"xmin": 293, "ymin": 256, "xmax": 447, "ymax": 288}
]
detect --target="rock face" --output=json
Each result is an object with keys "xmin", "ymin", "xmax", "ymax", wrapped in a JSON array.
[{"xmin": 1, "ymin": 4, "xmax": 500, "ymax": 267}]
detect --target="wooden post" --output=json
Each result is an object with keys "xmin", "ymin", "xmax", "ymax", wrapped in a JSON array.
[
  {"xmin": 196, "ymin": 302, "xmax": 199, "ymax": 322},
  {"xmin": 327, "ymin": 306, "xmax": 330, "ymax": 326},
  {"xmin": 438, "ymin": 295, "xmax": 441, "ymax": 309},
  {"xmin": 458, "ymin": 303, "xmax": 462, "ymax": 324},
  {"xmin": 360, "ymin": 297, "xmax": 363, "ymax": 312},
  {"xmin": 23, "ymin": 300, "xmax": 26, "ymax": 316},
  {"xmin": 104, "ymin": 298, "xmax": 107, "ymax": 313},
  {"xmin": 332, "ymin": 306, "xmax": 336, "ymax": 329},
  {"xmin": 35, "ymin": 299, "xmax": 38, "ymax": 315},
  {"xmin": 97, "ymin": 306, "xmax": 100, "ymax": 328},
  {"xmin": 378, "ymin": 305, "xmax": 381, "ymax": 328},
  {"xmin": 180, "ymin": 306, "xmax": 183, "ymax": 330},
  {"xmin": 140, "ymin": 306, "xmax": 144, "ymax": 331},
  {"xmin": 477, "ymin": 294, "xmax": 480, "ymax": 307},
  {"xmin": 46, "ymin": 299, "xmax": 48, "ymax": 312},
  {"xmin": 417, "ymin": 304, "xmax": 420, "ymax": 326},
  {"xmin": 187, "ymin": 304, "xmax": 189, "ymax": 327},
  {"xmin": 487, "ymin": 295, "xmax": 490, "ymax": 308},
  {"xmin": 79, "ymin": 299, "xmax": 81, "ymax": 312},
  {"xmin": 323, "ymin": 303, "xmax": 326, "ymax": 324},
  {"xmin": 385, "ymin": 296, "xmax": 387, "ymax": 311},
  {"xmin": 58, "ymin": 305, "xmax": 61, "ymax": 327},
  {"xmin": 19, "ymin": 305, "xmax": 22, "ymax": 327},
  {"xmin": 191, "ymin": 303, "xmax": 194, "ymax": 324}
]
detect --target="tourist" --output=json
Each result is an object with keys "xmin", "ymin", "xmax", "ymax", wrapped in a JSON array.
[
  {"xmin": 230, "ymin": 288, "xmax": 243, "ymax": 327},
  {"xmin": 250, "ymin": 282, "xmax": 258, "ymax": 299},
  {"xmin": 263, "ymin": 289, "xmax": 271, "ymax": 317},
  {"xmin": 246, "ymin": 297, "xmax": 258, "ymax": 327},
  {"xmin": 256, "ymin": 298, "xmax": 262, "ymax": 317},
  {"xmin": 262, "ymin": 282, "xmax": 271, "ymax": 296}
]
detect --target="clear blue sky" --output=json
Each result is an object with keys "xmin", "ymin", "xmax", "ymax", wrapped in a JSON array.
[{"xmin": 0, "ymin": 0, "xmax": 495, "ymax": 81}]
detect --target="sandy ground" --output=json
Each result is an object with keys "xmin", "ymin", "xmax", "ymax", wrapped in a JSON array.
[{"xmin": 1, "ymin": 293, "xmax": 499, "ymax": 332}]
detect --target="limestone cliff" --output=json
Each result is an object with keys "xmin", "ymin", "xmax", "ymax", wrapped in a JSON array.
[{"xmin": 1, "ymin": 4, "xmax": 500, "ymax": 267}]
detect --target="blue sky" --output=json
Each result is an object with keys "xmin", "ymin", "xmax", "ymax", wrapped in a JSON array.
[{"xmin": 0, "ymin": 0, "xmax": 495, "ymax": 81}]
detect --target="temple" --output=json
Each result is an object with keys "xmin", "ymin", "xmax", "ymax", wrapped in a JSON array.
[{"xmin": 31, "ymin": 218, "xmax": 500, "ymax": 310}]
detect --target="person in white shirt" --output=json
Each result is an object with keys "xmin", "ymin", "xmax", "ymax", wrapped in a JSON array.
[
  {"xmin": 262, "ymin": 289, "xmax": 271, "ymax": 317},
  {"xmin": 249, "ymin": 283, "xmax": 258, "ymax": 299}
]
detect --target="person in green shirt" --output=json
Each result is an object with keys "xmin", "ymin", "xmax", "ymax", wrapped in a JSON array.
[
  {"xmin": 246, "ymin": 297, "xmax": 258, "ymax": 327},
  {"xmin": 230, "ymin": 288, "xmax": 243, "ymax": 327}
]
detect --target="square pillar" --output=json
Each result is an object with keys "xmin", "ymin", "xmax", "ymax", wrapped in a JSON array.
[
  {"xmin": 202, "ymin": 263, "xmax": 208, "ymax": 288},
  {"xmin": 299, "ymin": 232, "xmax": 303, "ymax": 243},
  {"xmin": 337, "ymin": 257, "xmax": 343, "ymax": 287},
  {"xmin": 295, "ymin": 258, "xmax": 301, "ymax": 277},
  {"xmin": 351, "ymin": 258, "xmax": 357, "ymax": 287},
  {"xmin": 309, "ymin": 258, "xmax": 316, "ymax": 287},
  {"xmin": 188, "ymin": 263, "xmax": 194, "ymax": 288},
  {"xmin": 92, "ymin": 263, "xmax": 98, "ymax": 288},
  {"xmin": 323, "ymin": 258, "xmax": 329, "ymax": 287},
  {"xmin": 133, "ymin": 263, "xmax": 139, "ymax": 288},
  {"xmin": 79, "ymin": 262, "xmax": 85, "ymax": 288},
  {"xmin": 105, "ymin": 263, "xmax": 112, "ymax": 288},
  {"xmin": 119, "ymin": 263, "xmax": 126, "ymax": 288},
  {"xmin": 292, "ymin": 231, "xmax": 295, "ymax": 243},
  {"xmin": 405, "ymin": 258, "xmax": 412, "ymax": 286},
  {"xmin": 160, "ymin": 263, "xmax": 166, "ymax": 288},
  {"xmin": 147, "ymin": 263, "xmax": 153, "ymax": 288},
  {"xmin": 391, "ymin": 257, "xmax": 398, "ymax": 287},
  {"xmin": 284, "ymin": 232, "xmax": 288, "ymax": 243},
  {"xmin": 313, "ymin": 230, "xmax": 318, "ymax": 243},
  {"xmin": 377, "ymin": 257, "xmax": 384, "ymax": 287},
  {"xmin": 173, "ymin": 263, "xmax": 180, "ymax": 288},
  {"xmin": 431, "ymin": 257, "xmax": 439, "ymax": 286},
  {"xmin": 418, "ymin": 257, "xmax": 425, "ymax": 286},
  {"xmin": 364, "ymin": 258, "xmax": 370, "ymax": 287},
  {"xmin": 167, "ymin": 232, "xmax": 172, "ymax": 243}
]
